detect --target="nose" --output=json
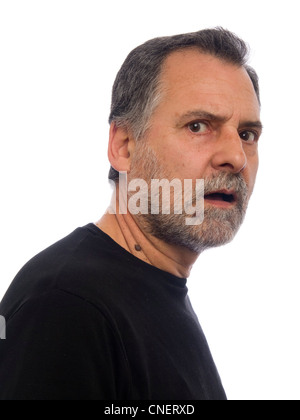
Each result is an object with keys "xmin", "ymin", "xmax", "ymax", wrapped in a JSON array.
[{"xmin": 211, "ymin": 128, "xmax": 247, "ymax": 174}]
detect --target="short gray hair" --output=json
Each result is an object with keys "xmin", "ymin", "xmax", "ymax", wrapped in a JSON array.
[{"xmin": 108, "ymin": 27, "xmax": 260, "ymax": 181}]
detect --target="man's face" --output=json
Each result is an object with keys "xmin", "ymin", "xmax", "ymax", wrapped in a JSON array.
[{"xmin": 128, "ymin": 49, "xmax": 262, "ymax": 252}]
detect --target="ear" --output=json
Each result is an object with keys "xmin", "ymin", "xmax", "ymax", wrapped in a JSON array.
[{"xmin": 108, "ymin": 123, "xmax": 134, "ymax": 174}]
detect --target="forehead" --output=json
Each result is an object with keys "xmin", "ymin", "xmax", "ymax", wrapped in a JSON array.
[{"xmin": 159, "ymin": 49, "xmax": 260, "ymax": 121}]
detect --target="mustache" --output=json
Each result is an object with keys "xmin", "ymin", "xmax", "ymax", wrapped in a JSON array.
[
  {"xmin": 204, "ymin": 172, "xmax": 248, "ymax": 204},
  {"xmin": 133, "ymin": 143, "xmax": 248, "ymax": 204}
]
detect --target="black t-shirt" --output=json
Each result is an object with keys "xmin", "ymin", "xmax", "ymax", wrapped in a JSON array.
[{"xmin": 0, "ymin": 224, "xmax": 226, "ymax": 400}]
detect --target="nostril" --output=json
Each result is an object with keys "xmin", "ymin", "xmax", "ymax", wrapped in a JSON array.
[{"xmin": 215, "ymin": 154, "xmax": 247, "ymax": 174}]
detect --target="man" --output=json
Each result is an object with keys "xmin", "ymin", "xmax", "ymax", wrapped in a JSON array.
[{"xmin": 0, "ymin": 28, "xmax": 262, "ymax": 400}]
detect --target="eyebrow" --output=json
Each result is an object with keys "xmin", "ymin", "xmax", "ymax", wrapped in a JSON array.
[{"xmin": 176, "ymin": 110, "xmax": 263, "ymax": 132}]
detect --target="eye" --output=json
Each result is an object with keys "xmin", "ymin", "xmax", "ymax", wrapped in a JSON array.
[
  {"xmin": 239, "ymin": 130, "xmax": 258, "ymax": 142},
  {"xmin": 188, "ymin": 121, "xmax": 209, "ymax": 134}
]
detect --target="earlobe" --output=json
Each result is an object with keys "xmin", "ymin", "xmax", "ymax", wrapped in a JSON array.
[{"xmin": 108, "ymin": 123, "xmax": 133, "ymax": 173}]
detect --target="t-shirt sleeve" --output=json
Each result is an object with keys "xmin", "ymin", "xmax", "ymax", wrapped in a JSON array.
[{"xmin": 0, "ymin": 289, "xmax": 131, "ymax": 400}]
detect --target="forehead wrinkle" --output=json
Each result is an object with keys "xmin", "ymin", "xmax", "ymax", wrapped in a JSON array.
[{"xmin": 157, "ymin": 51, "xmax": 260, "ymax": 129}]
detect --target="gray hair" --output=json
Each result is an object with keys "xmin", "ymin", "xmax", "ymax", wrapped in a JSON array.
[{"xmin": 108, "ymin": 27, "xmax": 260, "ymax": 181}]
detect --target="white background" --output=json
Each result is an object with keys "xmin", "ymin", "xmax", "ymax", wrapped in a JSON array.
[{"xmin": 0, "ymin": 0, "xmax": 299, "ymax": 400}]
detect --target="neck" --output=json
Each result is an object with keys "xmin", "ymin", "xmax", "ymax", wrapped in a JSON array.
[{"xmin": 96, "ymin": 192, "xmax": 199, "ymax": 279}]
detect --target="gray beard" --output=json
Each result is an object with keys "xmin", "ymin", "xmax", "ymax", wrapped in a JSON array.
[{"xmin": 128, "ymin": 143, "xmax": 249, "ymax": 254}]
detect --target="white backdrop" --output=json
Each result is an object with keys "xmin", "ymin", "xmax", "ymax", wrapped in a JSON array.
[{"xmin": 0, "ymin": 0, "xmax": 299, "ymax": 400}]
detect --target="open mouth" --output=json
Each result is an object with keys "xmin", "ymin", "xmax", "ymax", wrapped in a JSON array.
[{"xmin": 204, "ymin": 190, "xmax": 237, "ymax": 205}]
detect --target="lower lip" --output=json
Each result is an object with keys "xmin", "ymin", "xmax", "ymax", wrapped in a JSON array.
[{"xmin": 204, "ymin": 198, "xmax": 236, "ymax": 208}]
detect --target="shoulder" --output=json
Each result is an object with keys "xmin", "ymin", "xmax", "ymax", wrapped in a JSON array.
[{"xmin": 0, "ymin": 224, "xmax": 124, "ymax": 321}]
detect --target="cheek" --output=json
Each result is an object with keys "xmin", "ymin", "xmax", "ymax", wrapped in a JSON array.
[
  {"xmin": 147, "ymin": 127, "xmax": 211, "ymax": 179},
  {"xmin": 168, "ymin": 151, "xmax": 209, "ymax": 180}
]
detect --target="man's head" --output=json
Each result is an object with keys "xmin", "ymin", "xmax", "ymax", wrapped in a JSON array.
[
  {"xmin": 107, "ymin": 28, "xmax": 262, "ymax": 252},
  {"xmin": 108, "ymin": 27, "xmax": 260, "ymax": 182}
]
